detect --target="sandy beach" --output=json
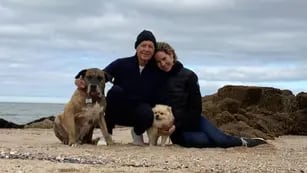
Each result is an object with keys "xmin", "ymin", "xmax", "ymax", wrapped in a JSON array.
[{"xmin": 0, "ymin": 127, "xmax": 306, "ymax": 173}]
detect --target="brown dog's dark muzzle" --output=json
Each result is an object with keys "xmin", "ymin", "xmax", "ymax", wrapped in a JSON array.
[{"xmin": 90, "ymin": 85, "xmax": 97, "ymax": 92}]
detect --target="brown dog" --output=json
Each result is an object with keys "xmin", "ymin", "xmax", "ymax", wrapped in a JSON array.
[
  {"xmin": 147, "ymin": 104, "xmax": 174, "ymax": 146},
  {"xmin": 53, "ymin": 68, "xmax": 113, "ymax": 146}
]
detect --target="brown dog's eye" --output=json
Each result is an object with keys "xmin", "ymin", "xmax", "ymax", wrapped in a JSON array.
[
  {"xmin": 97, "ymin": 76, "xmax": 103, "ymax": 81},
  {"xmin": 87, "ymin": 76, "xmax": 93, "ymax": 80}
]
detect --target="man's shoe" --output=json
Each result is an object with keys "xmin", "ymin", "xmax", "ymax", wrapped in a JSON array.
[
  {"xmin": 131, "ymin": 129, "xmax": 144, "ymax": 145},
  {"xmin": 241, "ymin": 137, "xmax": 267, "ymax": 147}
]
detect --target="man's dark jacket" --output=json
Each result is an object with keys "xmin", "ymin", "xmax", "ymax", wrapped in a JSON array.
[{"xmin": 104, "ymin": 55, "xmax": 165, "ymax": 105}]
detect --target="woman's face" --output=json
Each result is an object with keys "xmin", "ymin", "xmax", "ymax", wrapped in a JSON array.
[{"xmin": 154, "ymin": 51, "xmax": 174, "ymax": 72}]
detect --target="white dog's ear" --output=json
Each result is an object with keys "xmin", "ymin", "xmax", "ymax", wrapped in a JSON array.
[{"xmin": 167, "ymin": 106, "xmax": 172, "ymax": 112}]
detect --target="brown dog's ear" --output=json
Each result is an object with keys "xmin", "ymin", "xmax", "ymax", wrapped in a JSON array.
[
  {"xmin": 104, "ymin": 71, "xmax": 113, "ymax": 83},
  {"xmin": 75, "ymin": 69, "xmax": 87, "ymax": 79}
]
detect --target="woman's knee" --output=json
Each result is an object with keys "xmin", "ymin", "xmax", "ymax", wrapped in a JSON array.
[{"xmin": 181, "ymin": 132, "xmax": 213, "ymax": 148}]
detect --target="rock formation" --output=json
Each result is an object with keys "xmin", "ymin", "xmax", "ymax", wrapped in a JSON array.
[{"xmin": 203, "ymin": 85, "xmax": 307, "ymax": 139}]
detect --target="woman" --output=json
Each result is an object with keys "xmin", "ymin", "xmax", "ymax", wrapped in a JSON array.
[{"xmin": 155, "ymin": 42, "xmax": 267, "ymax": 148}]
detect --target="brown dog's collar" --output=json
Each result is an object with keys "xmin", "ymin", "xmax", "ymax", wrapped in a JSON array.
[
  {"xmin": 85, "ymin": 96, "xmax": 102, "ymax": 105},
  {"xmin": 85, "ymin": 98, "xmax": 93, "ymax": 104}
]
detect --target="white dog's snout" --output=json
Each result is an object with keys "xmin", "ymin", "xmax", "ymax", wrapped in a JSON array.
[{"xmin": 155, "ymin": 114, "xmax": 161, "ymax": 120}]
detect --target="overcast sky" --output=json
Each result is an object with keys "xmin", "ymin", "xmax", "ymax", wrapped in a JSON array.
[{"xmin": 0, "ymin": 0, "xmax": 306, "ymax": 103}]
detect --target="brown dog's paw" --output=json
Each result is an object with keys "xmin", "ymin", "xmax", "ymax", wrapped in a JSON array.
[
  {"xmin": 96, "ymin": 137, "xmax": 114, "ymax": 146},
  {"xmin": 68, "ymin": 140, "xmax": 79, "ymax": 147},
  {"xmin": 70, "ymin": 143, "xmax": 79, "ymax": 147},
  {"xmin": 107, "ymin": 140, "xmax": 115, "ymax": 145},
  {"xmin": 92, "ymin": 137, "xmax": 101, "ymax": 145},
  {"xmin": 106, "ymin": 136, "xmax": 115, "ymax": 145}
]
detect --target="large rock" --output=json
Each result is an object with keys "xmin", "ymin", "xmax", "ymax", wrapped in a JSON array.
[
  {"xmin": 296, "ymin": 92, "xmax": 307, "ymax": 109},
  {"xmin": 203, "ymin": 85, "xmax": 306, "ymax": 139},
  {"xmin": 216, "ymin": 85, "xmax": 297, "ymax": 112},
  {"xmin": 289, "ymin": 108, "xmax": 307, "ymax": 135}
]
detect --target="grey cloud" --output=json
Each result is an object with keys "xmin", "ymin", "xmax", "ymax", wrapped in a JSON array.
[
  {"xmin": 0, "ymin": 0, "xmax": 306, "ymax": 101},
  {"xmin": 195, "ymin": 66, "xmax": 307, "ymax": 82}
]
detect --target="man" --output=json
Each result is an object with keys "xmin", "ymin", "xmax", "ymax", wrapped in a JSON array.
[{"xmin": 76, "ymin": 30, "xmax": 165, "ymax": 145}]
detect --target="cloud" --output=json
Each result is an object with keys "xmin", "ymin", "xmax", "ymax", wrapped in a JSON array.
[{"xmin": 0, "ymin": 0, "xmax": 306, "ymax": 102}]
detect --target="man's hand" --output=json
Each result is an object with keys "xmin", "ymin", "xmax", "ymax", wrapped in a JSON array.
[
  {"xmin": 75, "ymin": 78, "xmax": 86, "ymax": 89},
  {"xmin": 158, "ymin": 125, "xmax": 176, "ymax": 136}
]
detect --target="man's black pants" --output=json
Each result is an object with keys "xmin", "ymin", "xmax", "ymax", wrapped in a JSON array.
[{"xmin": 104, "ymin": 85, "xmax": 154, "ymax": 135}]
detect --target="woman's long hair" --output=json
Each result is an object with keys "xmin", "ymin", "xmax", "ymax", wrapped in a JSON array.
[{"xmin": 155, "ymin": 42, "xmax": 178, "ymax": 62}]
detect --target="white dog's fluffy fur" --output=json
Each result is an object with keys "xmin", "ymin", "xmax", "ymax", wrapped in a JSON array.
[{"xmin": 147, "ymin": 104, "xmax": 174, "ymax": 146}]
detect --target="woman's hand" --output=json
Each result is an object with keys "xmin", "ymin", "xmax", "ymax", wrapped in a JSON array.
[
  {"xmin": 158, "ymin": 125, "xmax": 176, "ymax": 136},
  {"xmin": 75, "ymin": 78, "xmax": 86, "ymax": 89}
]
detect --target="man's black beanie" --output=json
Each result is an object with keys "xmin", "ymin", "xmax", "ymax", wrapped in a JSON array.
[{"xmin": 134, "ymin": 30, "xmax": 157, "ymax": 49}]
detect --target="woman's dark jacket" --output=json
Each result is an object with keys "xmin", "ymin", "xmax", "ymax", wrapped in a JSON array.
[{"xmin": 159, "ymin": 61, "xmax": 202, "ymax": 132}]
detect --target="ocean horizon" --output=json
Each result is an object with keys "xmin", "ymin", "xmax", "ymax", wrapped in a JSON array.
[{"xmin": 0, "ymin": 101, "xmax": 65, "ymax": 125}]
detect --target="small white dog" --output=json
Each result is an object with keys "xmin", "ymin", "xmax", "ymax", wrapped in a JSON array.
[{"xmin": 147, "ymin": 104, "xmax": 174, "ymax": 146}]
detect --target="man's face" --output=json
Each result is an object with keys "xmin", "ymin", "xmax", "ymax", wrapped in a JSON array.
[{"xmin": 136, "ymin": 41, "xmax": 155, "ymax": 64}]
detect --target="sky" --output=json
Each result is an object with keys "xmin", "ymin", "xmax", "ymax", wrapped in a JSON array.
[{"xmin": 0, "ymin": 0, "xmax": 306, "ymax": 103}]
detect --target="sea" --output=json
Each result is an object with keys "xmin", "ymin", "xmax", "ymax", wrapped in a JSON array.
[{"xmin": 0, "ymin": 102, "xmax": 65, "ymax": 125}]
